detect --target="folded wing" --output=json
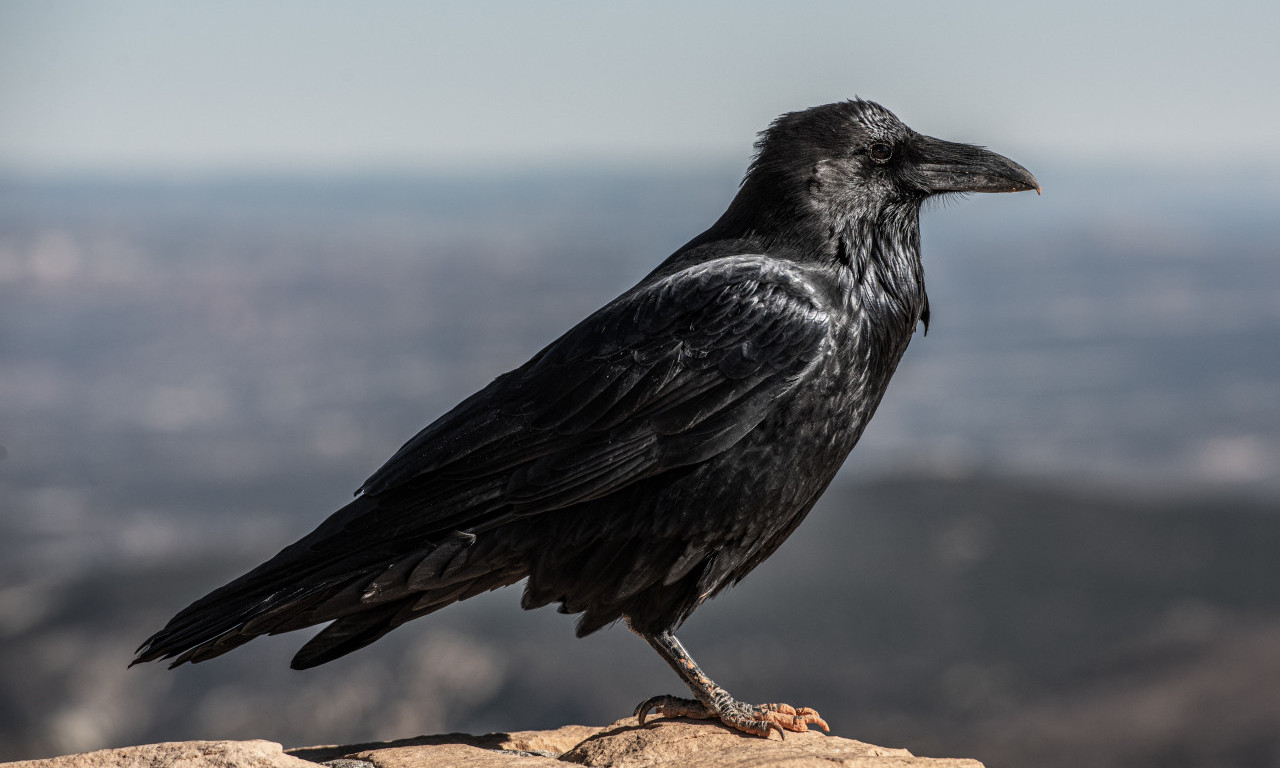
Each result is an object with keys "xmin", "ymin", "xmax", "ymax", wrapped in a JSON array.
[{"xmin": 133, "ymin": 255, "xmax": 833, "ymax": 668}]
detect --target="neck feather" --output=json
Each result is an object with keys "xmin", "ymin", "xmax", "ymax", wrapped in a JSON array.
[{"xmin": 837, "ymin": 203, "xmax": 929, "ymax": 336}]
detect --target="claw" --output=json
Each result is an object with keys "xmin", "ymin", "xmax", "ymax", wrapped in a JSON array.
[
  {"xmin": 634, "ymin": 694, "xmax": 714, "ymax": 726},
  {"xmin": 633, "ymin": 693, "xmax": 826, "ymax": 738},
  {"xmin": 799, "ymin": 707, "xmax": 830, "ymax": 733},
  {"xmin": 756, "ymin": 702, "xmax": 829, "ymax": 734},
  {"xmin": 634, "ymin": 696, "xmax": 657, "ymax": 724}
]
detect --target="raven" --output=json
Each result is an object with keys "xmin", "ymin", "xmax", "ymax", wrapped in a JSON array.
[{"xmin": 134, "ymin": 100, "xmax": 1038, "ymax": 737}]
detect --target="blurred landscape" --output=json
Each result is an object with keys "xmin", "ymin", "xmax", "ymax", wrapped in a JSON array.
[{"xmin": 1, "ymin": 165, "xmax": 1278, "ymax": 768}]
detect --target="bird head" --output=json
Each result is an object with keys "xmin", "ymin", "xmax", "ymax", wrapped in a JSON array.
[
  {"xmin": 754, "ymin": 99, "xmax": 1038, "ymax": 212},
  {"xmin": 688, "ymin": 99, "xmax": 1039, "ymax": 259}
]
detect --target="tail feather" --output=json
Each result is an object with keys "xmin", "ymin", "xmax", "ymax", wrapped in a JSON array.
[
  {"xmin": 289, "ymin": 601, "xmax": 408, "ymax": 670},
  {"xmin": 291, "ymin": 567, "xmax": 528, "ymax": 670},
  {"xmin": 133, "ymin": 494, "xmax": 530, "ymax": 668},
  {"xmin": 133, "ymin": 495, "xmax": 387, "ymax": 666},
  {"xmin": 167, "ymin": 629, "xmax": 258, "ymax": 668}
]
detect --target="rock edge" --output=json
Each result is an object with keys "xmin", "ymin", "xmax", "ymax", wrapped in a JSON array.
[{"xmin": 4, "ymin": 719, "xmax": 984, "ymax": 768}]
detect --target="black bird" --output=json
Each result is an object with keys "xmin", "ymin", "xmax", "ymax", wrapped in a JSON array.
[{"xmin": 134, "ymin": 100, "xmax": 1038, "ymax": 737}]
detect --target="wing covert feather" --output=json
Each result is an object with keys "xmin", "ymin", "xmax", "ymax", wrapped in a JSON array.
[{"xmin": 356, "ymin": 256, "xmax": 832, "ymax": 534}]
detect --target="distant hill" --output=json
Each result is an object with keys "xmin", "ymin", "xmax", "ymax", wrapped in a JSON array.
[{"xmin": 2, "ymin": 473, "xmax": 1278, "ymax": 767}]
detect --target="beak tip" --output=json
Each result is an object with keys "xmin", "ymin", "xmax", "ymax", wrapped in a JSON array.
[
  {"xmin": 1016, "ymin": 169, "xmax": 1041, "ymax": 196},
  {"xmin": 1013, "ymin": 173, "xmax": 1040, "ymax": 195}
]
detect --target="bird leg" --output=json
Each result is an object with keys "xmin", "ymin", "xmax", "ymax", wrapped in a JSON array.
[{"xmin": 631, "ymin": 628, "xmax": 829, "ymax": 738}]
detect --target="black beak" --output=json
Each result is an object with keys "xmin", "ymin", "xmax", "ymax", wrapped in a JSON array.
[{"xmin": 908, "ymin": 134, "xmax": 1040, "ymax": 195}]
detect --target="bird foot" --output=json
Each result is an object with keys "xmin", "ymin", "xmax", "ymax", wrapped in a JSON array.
[{"xmin": 634, "ymin": 694, "xmax": 829, "ymax": 738}]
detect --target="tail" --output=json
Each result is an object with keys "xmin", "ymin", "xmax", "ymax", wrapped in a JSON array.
[{"xmin": 131, "ymin": 496, "xmax": 526, "ymax": 669}]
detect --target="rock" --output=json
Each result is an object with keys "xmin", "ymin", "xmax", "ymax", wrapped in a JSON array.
[
  {"xmin": 2, "ymin": 740, "xmax": 315, "ymax": 768},
  {"xmin": 291, "ymin": 719, "xmax": 982, "ymax": 768},
  {"xmin": 3, "ymin": 719, "xmax": 983, "ymax": 768},
  {"xmin": 559, "ymin": 719, "xmax": 982, "ymax": 768},
  {"xmin": 287, "ymin": 724, "xmax": 603, "ymax": 768}
]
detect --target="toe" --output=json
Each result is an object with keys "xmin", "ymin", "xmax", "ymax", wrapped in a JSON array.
[
  {"xmin": 634, "ymin": 694, "xmax": 712, "ymax": 725},
  {"xmin": 758, "ymin": 703, "xmax": 828, "ymax": 733},
  {"xmin": 737, "ymin": 717, "xmax": 786, "ymax": 739},
  {"xmin": 792, "ymin": 706, "xmax": 830, "ymax": 732},
  {"xmin": 773, "ymin": 713, "xmax": 809, "ymax": 733}
]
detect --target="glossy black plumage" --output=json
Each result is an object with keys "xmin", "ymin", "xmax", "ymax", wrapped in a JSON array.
[{"xmin": 134, "ymin": 100, "xmax": 1038, "ymax": 682}]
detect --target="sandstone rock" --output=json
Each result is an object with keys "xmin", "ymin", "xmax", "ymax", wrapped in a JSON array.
[
  {"xmin": 559, "ymin": 719, "xmax": 982, "ymax": 768},
  {"xmin": 287, "ymin": 723, "xmax": 604, "ymax": 768},
  {"xmin": 289, "ymin": 723, "xmax": 602, "ymax": 764},
  {"xmin": 3, "ymin": 740, "xmax": 315, "ymax": 768},
  {"xmin": 4, "ymin": 719, "xmax": 983, "ymax": 768},
  {"xmin": 290, "ymin": 719, "xmax": 982, "ymax": 768}
]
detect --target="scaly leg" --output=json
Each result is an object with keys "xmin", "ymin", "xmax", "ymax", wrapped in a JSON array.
[{"xmin": 630, "ymin": 628, "xmax": 829, "ymax": 738}]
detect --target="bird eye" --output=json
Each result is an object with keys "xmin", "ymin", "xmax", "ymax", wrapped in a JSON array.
[{"xmin": 869, "ymin": 143, "xmax": 893, "ymax": 162}]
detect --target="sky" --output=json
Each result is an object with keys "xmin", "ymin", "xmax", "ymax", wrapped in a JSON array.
[{"xmin": 1, "ymin": 1, "xmax": 1278, "ymax": 175}]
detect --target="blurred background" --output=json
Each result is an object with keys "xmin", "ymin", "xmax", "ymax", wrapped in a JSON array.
[{"xmin": 2, "ymin": 3, "xmax": 1278, "ymax": 767}]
